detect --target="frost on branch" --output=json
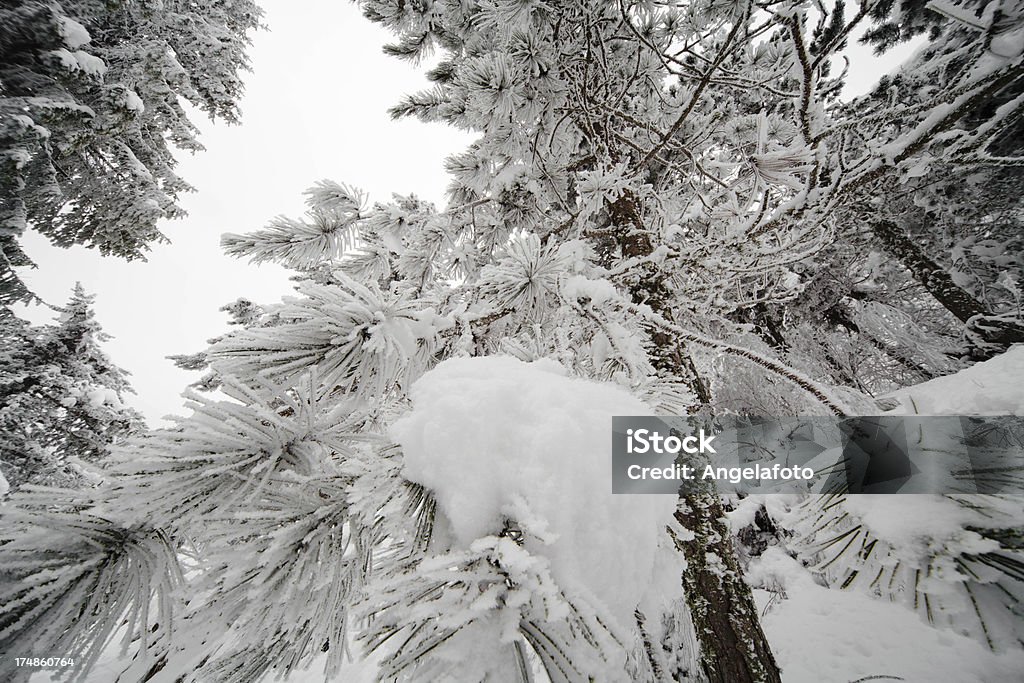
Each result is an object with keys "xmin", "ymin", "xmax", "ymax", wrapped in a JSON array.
[
  {"xmin": 221, "ymin": 181, "xmax": 366, "ymax": 269},
  {"xmin": 208, "ymin": 275, "xmax": 440, "ymax": 398},
  {"xmin": 0, "ymin": 489, "xmax": 182, "ymax": 682}
]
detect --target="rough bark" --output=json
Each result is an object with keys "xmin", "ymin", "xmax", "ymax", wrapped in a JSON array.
[
  {"xmin": 609, "ymin": 194, "xmax": 782, "ymax": 683},
  {"xmin": 673, "ymin": 496, "xmax": 782, "ymax": 683}
]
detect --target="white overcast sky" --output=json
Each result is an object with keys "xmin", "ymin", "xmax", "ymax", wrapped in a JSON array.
[
  {"xmin": 14, "ymin": 1, "xmax": 918, "ymax": 425},
  {"xmin": 17, "ymin": 0, "xmax": 471, "ymax": 423}
]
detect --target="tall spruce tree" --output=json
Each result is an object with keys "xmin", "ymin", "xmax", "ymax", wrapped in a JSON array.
[
  {"xmin": 0, "ymin": 0, "xmax": 263, "ymax": 304},
  {"xmin": 0, "ymin": 1, "xmax": 1022, "ymax": 682},
  {"xmin": 0, "ymin": 283, "xmax": 143, "ymax": 491}
]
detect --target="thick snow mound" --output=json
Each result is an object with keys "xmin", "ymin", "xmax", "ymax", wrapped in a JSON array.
[
  {"xmin": 392, "ymin": 356, "xmax": 677, "ymax": 628},
  {"xmin": 59, "ymin": 16, "xmax": 91, "ymax": 49},
  {"xmin": 889, "ymin": 346, "xmax": 1024, "ymax": 415}
]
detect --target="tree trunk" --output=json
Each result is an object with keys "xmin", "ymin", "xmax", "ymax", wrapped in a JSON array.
[
  {"xmin": 673, "ymin": 496, "xmax": 782, "ymax": 683},
  {"xmin": 610, "ymin": 194, "xmax": 782, "ymax": 683},
  {"xmin": 870, "ymin": 220, "xmax": 987, "ymax": 324},
  {"xmin": 870, "ymin": 219, "xmax": 1024, "ymax": 356}
]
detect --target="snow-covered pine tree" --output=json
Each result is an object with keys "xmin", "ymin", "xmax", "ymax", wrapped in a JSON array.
[
  {"xmin": 0, "ymin": 0, "xmax": 263, "ymax": 304},
  {"xmin": 0, "ymin": 283, "xmax": 143, "ymax": 492},
  {"xmin": 836, "ymin": 1, "xmax": 1024, "ymax": 359},
  {"xmin": 1, "ymin": 1, "xmax": 1022, "ymax": 681}
]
